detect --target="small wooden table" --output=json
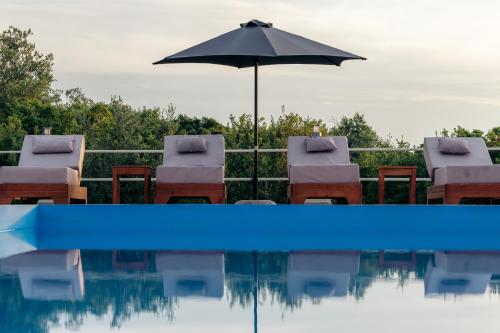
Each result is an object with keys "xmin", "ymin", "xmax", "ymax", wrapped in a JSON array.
[
  {"xmin": 112, "ymin": 165, "xmax": 152, "ymax": 204},
  {"xmin": 378, "ymin": 166, "xmax": 417, "ymax": 204}
]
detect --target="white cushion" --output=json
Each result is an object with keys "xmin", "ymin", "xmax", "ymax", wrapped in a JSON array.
[
  {"xmin": 438, "ymin": 138, "xmax": 471, "ymax": 155},
  {"xmin": 289, "ymin": 164, "xmax": 359, "ymax": 184},
  {"xmin": 32, "ymin": 136, "xmax": 74, "ymax": 154},
  {"xmin": 156, "ymin": 165, "xmax": 224, "ymax": 184},
  {"xmin": 0, "ymin": 166, "xmax": 80, "ymax": 185},
  {"xmin": 424, "ymin": 137, "xmax": 492, "ymax": 180},
  {"xmin": 19, "ymin": 135, "xmax": 85, "ymax": 176},
  {"xmin": 305, "ymin": 137, "xmax": 336, "ymax": 152},
  {"xmin": 434, "ymin": 165, "xmax": 500, "ymax": 185},
  {"xmin": 288, "ymin": 136, "xmax": 350, "ymax": 166},
  {"xmin": 163, "ymin": 135, "xmax": 224, "ymax": 167},
  {"xmin": 176, "ymin": 136, "xmax": 207, "ymax": 153}
]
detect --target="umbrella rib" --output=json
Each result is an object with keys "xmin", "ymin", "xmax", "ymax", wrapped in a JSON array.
[{"xmin": 260, "ymin": 28, "xmax": 279, "ymax": 57}]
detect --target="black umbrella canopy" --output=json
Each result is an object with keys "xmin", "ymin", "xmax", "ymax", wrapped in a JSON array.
[
  {"xmin": 154, "ymin": 20, "xmax": 365, "ymax": 200},
  {"xmin": 153, "ymin": 19, "xmax": 366, "ymax": 68}
]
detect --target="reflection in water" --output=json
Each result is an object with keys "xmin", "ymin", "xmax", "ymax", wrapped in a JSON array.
[
  {"xmin": 425, "ymin": 252, "xmax": 500, "ymax": 296},
  {"xmin": 2, "ymin": 250, "xmax": 500, "ymax": 332},
  {"xmin": 156, "ymin": 251, "xmax": 224, "ymax": 298},
  {"xmin": 112, "ymin": 250, "xmax": 150, "ymax": 271},
  {"xmin": 0, "ymin": 250, "xmax": 84, "ymax": 301},
  {"xmin": 287, "ymin": 252, "xmax": 360, "ymax": 299}
]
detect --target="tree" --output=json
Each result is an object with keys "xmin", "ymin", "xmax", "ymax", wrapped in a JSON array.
[
  {"xmin": 0, "ymin": 26, "xmax": 56, "ymax": 105},
  {"xmin": 329, "ymin": 113, "xmax": 389, "ymax": 148}
]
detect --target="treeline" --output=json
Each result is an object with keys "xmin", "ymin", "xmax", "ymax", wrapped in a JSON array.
[{"xmin": 1, "ymin": 26, "xmax": 499, "ymax": 203}]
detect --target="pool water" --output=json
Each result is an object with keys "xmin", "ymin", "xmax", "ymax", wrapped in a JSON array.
[{"xmin": 2, "ymin": 249, "xmax": 500, "ymax": 332}]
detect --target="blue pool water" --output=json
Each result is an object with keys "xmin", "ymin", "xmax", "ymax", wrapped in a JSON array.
[{"xmin": 2, "ymin": 204, "xmax": 500, "ymax": 332}]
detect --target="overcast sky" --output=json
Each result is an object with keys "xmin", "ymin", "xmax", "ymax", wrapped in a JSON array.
[{"xmin": 1, "ymin": 0, "xmax": 499, "ymax": 144}]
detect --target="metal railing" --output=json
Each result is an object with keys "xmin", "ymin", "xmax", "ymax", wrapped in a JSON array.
[{"xmin": 1, "ymin": 147, "xmax": 498, "ymax": 183}]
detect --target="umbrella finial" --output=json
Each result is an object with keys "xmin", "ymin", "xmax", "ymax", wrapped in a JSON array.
[{"xmin": 240, "ymin": 20, "xmax": 273, "ymax": 28}]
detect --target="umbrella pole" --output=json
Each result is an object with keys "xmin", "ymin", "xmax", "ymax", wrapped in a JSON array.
[{"xmin": 253, "ymin": 63, "xmax": 259, "ymax": 200}]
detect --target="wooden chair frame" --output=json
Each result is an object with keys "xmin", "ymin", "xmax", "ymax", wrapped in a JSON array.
[
  {"xmin": 427, "ymin": 184, "xmax": 500, "ymax": 204},
  {"xmin": 288, "ymin": 183, "xmax": 362, "ymax": 204},
  {"xmin": 0, "ymin": 184, "xmax": 87, "ymax": 204},
  {"xmin": 155, "ymin": 183, "xmax": 226, "ymax": 204}
]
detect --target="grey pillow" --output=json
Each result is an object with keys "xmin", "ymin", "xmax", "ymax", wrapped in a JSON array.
[
  {"xmin": 438, "ymin": 138, "xmax": 471, "ymax": 155},
  {"xmin": 32, "ymin": 136, "xmax": 74, "ymax": 154},
  {"xmin": 305, "ymin": 137, "xmax": 336, "ymax": 152},
  {"xmin": 176, "ymin": 136, "xmax": 207, "ymax": 153}
]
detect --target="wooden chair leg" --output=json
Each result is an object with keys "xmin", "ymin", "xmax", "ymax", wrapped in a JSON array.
[
  {"xmin": 0, "ymin": 197, "xmax": 13, "ymax": 205},
  {"xmin": 208, "ymin": 195, "xmax": 225, "ymax": 204},
  {"xmin": 346, "ymin": 194, "xmax": 362, "ymax": 205},
  {"xmin": 155, "ymin": 194, "xmax": 164, "ymax": 204},
  {"xmin": 53, "ymin": 197, "xmax": 70, "ymax": 204},
  {"xmin": 290, "ymin": 196, "xmax": 307, "ymax": 204},
  {"xmin": 444, "ymin": 195, "xmax": 462, "ymax": 205},
  {"xmin": 155, "ymin": 193, "xmax": 172, "ymax": 204}
]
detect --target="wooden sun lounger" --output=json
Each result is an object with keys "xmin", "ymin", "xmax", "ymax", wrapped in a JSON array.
[
  {"xmin": 0, "ymin": 184, "xmax": 87, "ymax": 204},
  {"xmin": 288, "ymin": 183, "xmax": 362, "ymax": 204},
  {"xmin": 155, "ymin": 183, "xmax": 226, "ymax": 204},
  {"xmin": 0, "ymin": 135, "xmax": 87, "ymax": 205},
  {"xmin": 287, "ymin": 136, "xmax": 362, "ymax": 204},
  {"xmin": 155, "ymin": 135, "xmax": 226, "ymax": 204},
  {"xmin": 424, "ymin": 137, "xmax": 500, "ymax": 204}
]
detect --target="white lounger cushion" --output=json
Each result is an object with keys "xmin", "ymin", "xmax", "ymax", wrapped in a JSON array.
[
  {"xmin": 434, "ymin": 165, "xmax": 500, "ymax": 185},
  {"xmin": 305, "ymin": 137, "xmax": 336, "ymax": 152},
  {"xmin": 289, "ymin": 164, "xmax": 359, "ymax": 184},
  {"xmin": 176, "ymin": 136, "xmax": 207, "ymax": 153},
  {"xmin": 19, "ymin": 135, "xmax": 85, "ymax": 176},
  {"xmin": 157, "ymin": 135, "xmax": 225, "ymax": 184},
  {"xmin": 32, "ymin": 136, "xmax": 74, "ymax": 154},
  {"xmin": 0, "ymin": 166, "xmax": 80, "ymax": 185},
  {"xmin": 156, "ymin": 165, "xmax": 224, "ymax": 184},
  {"xmin": 438, "ymin": 138, "xmax": 471, "ymax": 155},
  {"xmin": 424, "ymin": 137, "xmax": 492, "ymax": 181},
  {"xmin": 288, "ymin": 136, "xmax": 350, "ymax": 166},
  {"xmin": 163, "ymin": 135, "xmax": 224, "ymax": 166},
  {"xmin": 288, "ymin": 136, "xmax": 359, "ymax": 184}
]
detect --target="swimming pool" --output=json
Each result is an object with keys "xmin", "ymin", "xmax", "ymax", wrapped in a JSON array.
[{"xmin": 1, "ymin": 204, "xmax": 500, "ymax": 332}]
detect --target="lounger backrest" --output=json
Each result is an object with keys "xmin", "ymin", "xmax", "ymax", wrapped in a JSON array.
[
  {"xmin": 423, "ymin": 137, "xmax": 492, "ymax": 179},
  {"xmin": 163, "ymin": 135, "xmax": 225, "ymax": 166},
  {"xmin": 18, "ymin": 135, "xmax": 85, "ymax": 176},
  {"xmin": 287, "ymin": 136, "xmax": 351, "ymax": 167}
]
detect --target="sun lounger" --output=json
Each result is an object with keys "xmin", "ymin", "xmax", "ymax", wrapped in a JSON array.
[
  {"xmin": 0, "ymin": 250, "xmax": 84, "ymax": 301},
  {"xmin": 424, "ymin": 137, "xmax": 500, "ymax": 204},
  {"xmin": 287, "ymin": 136, "xmax": 361, "ymax": 204},
  {"xmin": 287, "ymin": 251, "xmax": 360, "ymax": 299},
  {"xmin": 424, "ymin": 251, "xmax": 500, "ymax": 296},
  {"xmin": 155, "ymin": 135, "xmax": 226, "ymax": 203},
  {"xmin": 0, "ymin": 135, "xmax": 87, "ymax": 204},
  {"xmin": 155, "ymin": 251, "xmax": 224, "ymax": 298}
]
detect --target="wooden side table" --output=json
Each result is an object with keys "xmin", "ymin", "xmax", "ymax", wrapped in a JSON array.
[
  {"xmin": 112, "ymin": 165, "xmax": 152, "ymax": 204},
  {"xmin": 378, "ymin": 166, "xmax": 417, "ymax": 204}
]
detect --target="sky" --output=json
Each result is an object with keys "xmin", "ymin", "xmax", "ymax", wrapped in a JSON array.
[
  {"xmin": 52, "ymin": 281, "xmax": 500, "ymax": 333},
  {"xmin": 1, "ymin": 0, "xmax": 499, "ymax": 144}
]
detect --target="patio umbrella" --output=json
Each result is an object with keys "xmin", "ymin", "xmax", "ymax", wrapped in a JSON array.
[{"xmin": 154, "ymin": 19, "xmax": 366, "ymax": 200}]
